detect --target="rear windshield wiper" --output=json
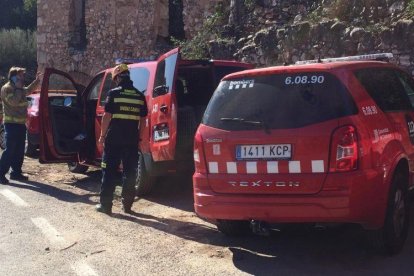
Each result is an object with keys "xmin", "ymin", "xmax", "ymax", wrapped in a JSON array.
[
  {"xmin": 220, "ymin": 117, "xmax": 262, "ymax": 125},
  {"xmin": 220, "ymin": 117, "xmax": 271, "ymax": 134}
]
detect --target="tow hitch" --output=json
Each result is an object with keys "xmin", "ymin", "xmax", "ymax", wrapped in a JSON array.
[{"xmin": 250, "ymin": 220, "xmax": 270, "ymax": 236}]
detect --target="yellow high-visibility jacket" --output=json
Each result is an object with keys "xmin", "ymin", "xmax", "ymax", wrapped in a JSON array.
[{"xmin": 1, "ymin": 80, "xmax": 38, "ymax": 124}]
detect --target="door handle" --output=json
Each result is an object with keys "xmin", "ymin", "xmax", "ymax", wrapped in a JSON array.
[{"xmin": 160, "ymin": 104, "xmax": 168, "ymax": 113}]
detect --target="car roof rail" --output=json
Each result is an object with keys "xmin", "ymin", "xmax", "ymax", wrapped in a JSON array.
[
  {"xmin": 114, "ymin": 56, "xmax": 156, "ymax": 65},
  {"xmin": 295, "ymin": 53, "xmax": 393, "ymax": 65}
]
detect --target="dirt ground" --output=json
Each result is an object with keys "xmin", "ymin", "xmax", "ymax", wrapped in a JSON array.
[{"xmin": 3, "ymin": 155, "xmax": 413, "ymax": 275}]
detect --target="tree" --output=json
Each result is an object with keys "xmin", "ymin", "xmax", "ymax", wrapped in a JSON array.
[
  {"xmin": 0, "ymin": 0, "xmax": 37, "ymax": 30},
  {"xmin": 23, "ymin": 0, "xmax": 37, "ymax": 29}
]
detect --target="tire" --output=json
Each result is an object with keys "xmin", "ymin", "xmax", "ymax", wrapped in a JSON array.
[
  {"xmin": 25, "ymin": 141, "xmax": 38, "ymax": 158},
  {"xmin": 0, "ymin": 124, "xmax": 5, "ymax": 150},
  {"xmin": 135, "ymin": 152, "xmax": 155, "ymax": 196},
  {"xmin": 367, "ymin": 172, "xmax": 409, "ymax": 255},
  {"xmin": 217, "ymin": 220, "xmax": 251, "ymax": 236},
  {"xmin": 67, "ymin": 162, "xmax": 89, "ymax": 174}
]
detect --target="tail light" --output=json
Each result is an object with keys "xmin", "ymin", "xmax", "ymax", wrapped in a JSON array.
[
  {"xmin": 329, "ymin": 125, "xmax": 358, "ymax": 172},
  {"xmin": 194, "ymin": 130, "xmax": 207, "ymax": 174}
]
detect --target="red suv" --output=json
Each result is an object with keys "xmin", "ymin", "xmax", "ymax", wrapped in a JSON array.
[
  {"xmin": 38, "ymin": 48, "xmax": 253, "ymax": 191},
  {"xmin": 193, "ymin": 53, "xmax": 413, "ymax": 254}
]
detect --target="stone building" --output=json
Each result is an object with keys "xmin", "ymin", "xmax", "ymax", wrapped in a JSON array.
[{"xmin": 37, "ymin": 0, "xmax": 221, "ymax": 84}]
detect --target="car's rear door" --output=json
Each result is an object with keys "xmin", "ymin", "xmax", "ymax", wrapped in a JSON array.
[
  {"xmin": 354, "ymin": 67, "xmax": 414, "ymax": 182},
  {"xmin": 39, "ymin": 68, "xmax": 82, "ymax": 163},
  {"xmin": 150, "ymin": 48, "xmax": 179, "ymax": 161}
]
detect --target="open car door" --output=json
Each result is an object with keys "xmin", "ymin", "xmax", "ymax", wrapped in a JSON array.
[
  {"xmin": 39, "ymin": 68, "xmax": 83, "ymax": 163},
  {"xmin": 150, "ymin": 48, "xmax": 179, "ymax": 161}
]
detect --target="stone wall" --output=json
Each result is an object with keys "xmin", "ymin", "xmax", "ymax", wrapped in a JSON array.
[
  {"xmin": 235, "ymin": 18, "xmax": 414, "ymax": 75},
  {"xmin": 37, "ymin": 0, "xmax": 217, "ymax": 84},
  {"xmin": 38, "ymin": 0, "xmax": 414, "ymax": 83},
  {"xmin": 182, "ymin": 0, "xmax": 223, "ymax": 38},
  {"xmin": 205, "ymin": 0, "xmax": 414, "ymax": 75}
]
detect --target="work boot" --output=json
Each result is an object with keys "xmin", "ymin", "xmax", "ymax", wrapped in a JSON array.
[
  {"xmin": 122, "ymin": 198, "xmax": 133, "ymax": 214},
  {"xmin": 122, "ymin": 204, "xmax": 132, "ymax": 214},
  {"xmin": 95, "ymin": 204, "xmax": 112, "ymax": 215},
  {"xmin": 0, "ymin": 175, "xmax": 9, "ymax": 184},
  {"xmin": 10, "ymin": 173, "xmax": 29, "ymax": 181}
]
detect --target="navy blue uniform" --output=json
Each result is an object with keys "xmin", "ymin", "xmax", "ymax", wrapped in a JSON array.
[{"xmin": 100, "ymin": 78, "xmax": 148, "ymax": 209}]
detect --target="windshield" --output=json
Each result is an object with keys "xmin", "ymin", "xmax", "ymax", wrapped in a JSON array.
[{"xmin": 202, "ymin": 72, "xmax": 358, "ymax": 131}]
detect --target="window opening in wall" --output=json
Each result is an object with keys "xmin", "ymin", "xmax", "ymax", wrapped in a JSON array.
[
  {"xmin": 69, "ymin": 0, "xmax": 87, "ymax": 50},
  {"xmin": 169, "ymin": 0, "xmax": 185, "ymax": 41}
]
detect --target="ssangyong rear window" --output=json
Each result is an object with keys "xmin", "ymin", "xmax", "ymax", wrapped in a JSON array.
[{"xmin": 202, "ymin": 72, "xmax": 358, "ymax": 130}]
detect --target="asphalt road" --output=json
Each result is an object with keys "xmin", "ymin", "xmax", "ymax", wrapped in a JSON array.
[{"xmin": 1, "ymin": 160, "xmax": 414, "ymax": 275}]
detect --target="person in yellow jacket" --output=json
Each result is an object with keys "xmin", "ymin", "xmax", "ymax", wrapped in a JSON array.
[{"xmin": 0, "ymin": 67, "xmax": 41, "ymax": 184}]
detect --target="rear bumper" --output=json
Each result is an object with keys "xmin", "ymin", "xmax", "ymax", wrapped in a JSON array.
[{"xmin": 193, "ymin": 169, "xmax": 389, "ymax": 229}]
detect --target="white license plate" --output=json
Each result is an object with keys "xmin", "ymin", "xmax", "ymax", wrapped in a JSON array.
[
  {"xmin": 153, "ymin": 129, "xmax": 169, "ymax": 142},
  {"xmin": 236, "ymin": 144, "xmax": 292, "ymax": 160}
]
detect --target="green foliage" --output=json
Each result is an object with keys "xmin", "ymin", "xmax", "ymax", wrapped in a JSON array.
[
  {"xmin": 408, "ymin": 0, "xmax": 414, "ymax": 15},
  {"xmin": 0, "ymin": 29, "xmax": 37, "ymax": 83},
  {"xmin": 0, "ymin": 0, "xmax": 37, "ymax": 30},
  {"xmin": 244, "ymin": 0, "xmax": 257, "ymax": 10},
  {"xmin": 172, "ymin": 3, "xmax": 228, "ymax": 59},
  {"xmin": 23, "ymin": 0, "xmax": 37, "ymax": 29},
  {"xmin": 331, "ymin": 0, "xmax": 355, "ymax": 21}
]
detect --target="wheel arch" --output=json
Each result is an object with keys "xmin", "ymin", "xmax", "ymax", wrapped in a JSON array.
[
  {"xmin": 368, "ymin": 155, "xmax": 410, "ymax": 230},
  {"xmin": 389, "ymin": 157, "xmax": 409, "ymax": 191},
  {"xmin": 141, "ymin": 151, "xmax": 155, "ymax": 176}
]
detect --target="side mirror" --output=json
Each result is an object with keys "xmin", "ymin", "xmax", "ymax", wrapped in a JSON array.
[{"xmin": 153, "ymin": 85, "xmax": 169, "ymax": 97}]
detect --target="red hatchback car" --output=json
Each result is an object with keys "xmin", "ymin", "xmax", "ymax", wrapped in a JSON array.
[
  {"xmin": 194, "ymin": 53, "xmax": 414, "ymax": 254},
  {"xmin": 0, "ymin": 91, "xmax": 77, "ymax": 156},
  {"xmin": 26, "ymin": 91, "xmax": 78, "ymax": 156}
]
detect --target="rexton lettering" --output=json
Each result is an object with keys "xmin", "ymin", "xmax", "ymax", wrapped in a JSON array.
[{"xmin": 228, "ymin": 180, "xmax": 300, "ymax": 187}]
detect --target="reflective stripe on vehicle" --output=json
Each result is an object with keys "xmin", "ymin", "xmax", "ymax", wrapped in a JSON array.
[
  {"xmin": 112, "ymin": 114, "xmax": 140, "ymax": 120},
  {"xmin": 208, "ymin": 160, "xmax": 325, "ymax": 174},
  {"xmin": 114, "ymin": 98, "xmax": 144, "ymax": 105}
]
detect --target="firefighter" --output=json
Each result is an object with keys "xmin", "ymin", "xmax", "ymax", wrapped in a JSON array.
[
  {"xmin": 0, "ymin": 67, "xmax": 41, "ymax": 184},
  {"xmin": 96, "ymin": 64, "xmax": 148, "ymax": 215}
]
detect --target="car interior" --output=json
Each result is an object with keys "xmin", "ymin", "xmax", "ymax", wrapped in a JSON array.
[
  {"xmin": 47, "ymin": 74, "xmax": 83, "ymax": 155},
  {"xmin": 175, "ymin": 65, "xmax": 215, "ymax": 161}
]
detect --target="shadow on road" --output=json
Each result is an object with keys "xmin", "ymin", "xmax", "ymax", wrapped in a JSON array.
[
  {"xmin": 38, "ymin": 170, "xmax": 414, "ymax": 274},
  {"xmin": 144, "ymin": 175, "xmax": 194, "ymax": 212},
  {"xmin": 69, "ymin": 170, "xmax": 102, "ymax": 193},
  {"xmin": 5, "ymin": 179, "xmax": 99, "ymax": 205},
  {"xmin": 112, "ymin": 209, "xmax": 414, "ymax": 275},
  {"xmin": 10, "ymin": 169, "xmax": 414, "ymax": 274}
]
